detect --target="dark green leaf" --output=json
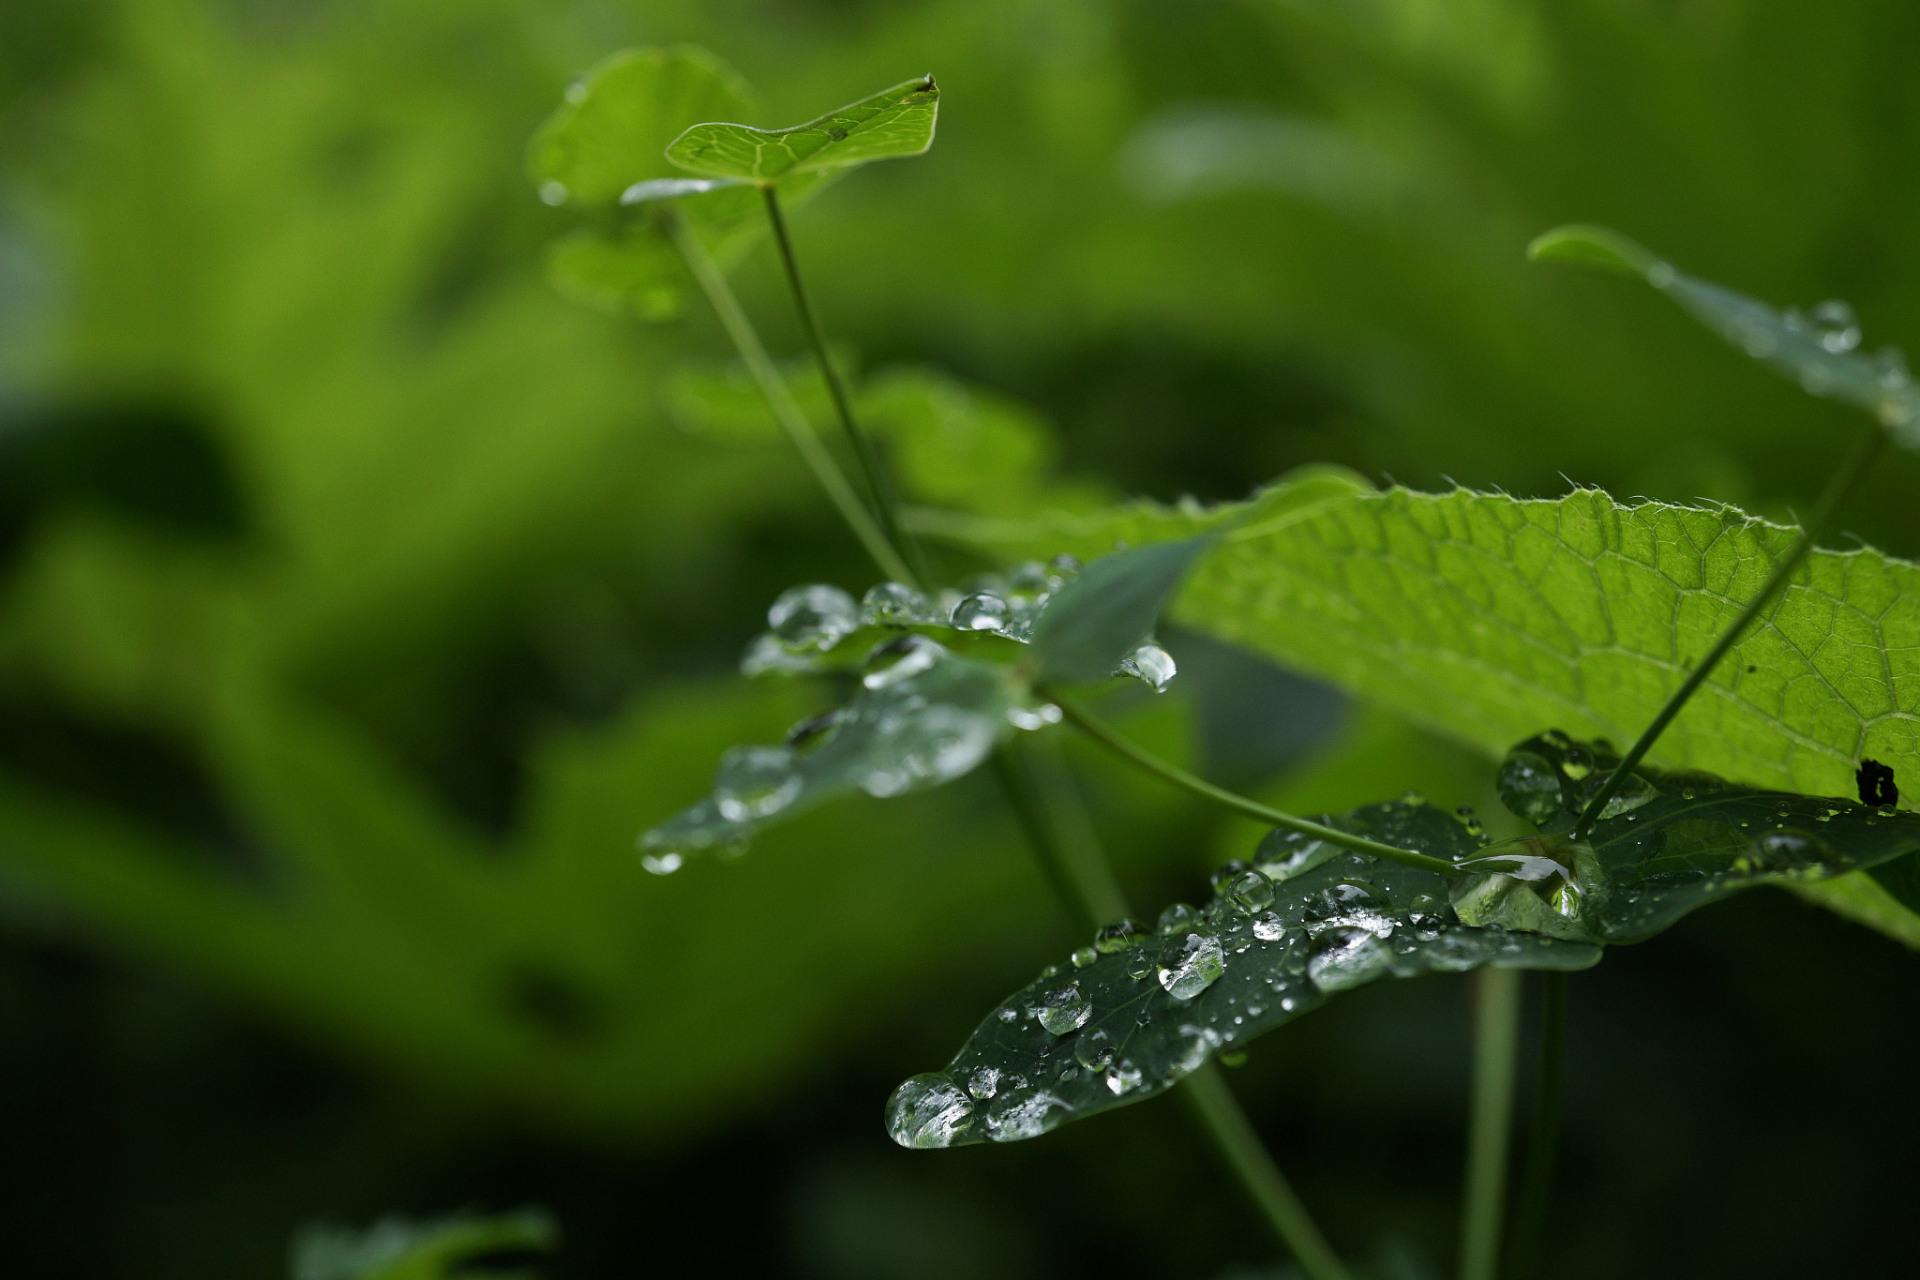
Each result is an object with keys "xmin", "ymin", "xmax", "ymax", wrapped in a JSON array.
[
  {"xmin": 1529, "ymin": 223, "xmax": 1920, "ymax": 442},
  {"xmin": 666, "ymin": 76, "xmax": 938, "ymax": 184},
  {"xmin": 886, "ymin": 799, "xmax": 1597, "ymax": 1148},
  {"xmin": 1030, "ymin": 538, "xmax": 1214, "ymax": 687},
  {"xmin": 291, "ymin": 1210, "xmax": 556, "ymax": 1280}
]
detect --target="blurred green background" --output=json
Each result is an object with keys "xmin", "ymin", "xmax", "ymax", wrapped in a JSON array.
[{"xmin": 3, "ymin": 0, "xmax": 1919, "ymax": 1276}]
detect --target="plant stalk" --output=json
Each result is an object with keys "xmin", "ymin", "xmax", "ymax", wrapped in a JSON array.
[
  {"xmin": 663, "ymin": 210, "xmax": 915, "ymax": 586},
  {"xmin": 760, "ymin": 185, "xmax": 932, "ymax": 586},
  {"xmin": 1458, "ymin": 966, "xmax": 1523, "ymax": 1280},
  {"xmin": 1504, "ymin": 971, "xmax": 1568, "ymax": 1279},
  {"xmin": 1575, "ymin": 421, "xmax": 1885, "ymax": 837},
  {"xmin": 1046, "ymin": 693, "xmax": 1461, "ymax": 875}
]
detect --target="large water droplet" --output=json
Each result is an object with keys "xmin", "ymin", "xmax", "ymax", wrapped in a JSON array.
[
  {"xmin": 1121, "ymin": 644, "xmax": 1177, "ymax": 691},
  {"xmin": 769, "ymin": 584, "xmax": 859, "ymax": 652},
  {"xmin": 1252, "ymin": 911, "xmax": 1287, "ymax": 942},
  {"xmin": 1071, "ymin": 946, "xmax": 1097, "ymax": 969},
  {"xmin": 1811, "ymin": 299, "xmax": 1862, "ymax": 354},
  {"xmin": 861, "ymin": 581, "xmax": 930, "ymax": 626},
  {"xmin": 986, "ymin": 1088, "xmax": 1068, "ymax": 1141},
  {"xmin": 1254, "ymin": 828, "xmax": 1338, "ymax": 882},
  {"xmin": 886, "ymin": 1074, "xmax": 975, "ymax": 1148},
  {"xmin": 713, "ymin": 745, "xmax": 802, "ymax": 822},
  {"xmin": 862, "ymin": 634, "xmax": 942, "ymax": 689},
  {"xmin": 1105, "ymin": 1060, "xmax": 1143, "ymax": 1096},
  {"xmin": 1158, "ymin": 932, "xmax": 1226, "ymax": 1000},
  {"xmin": 1307, "ymin": 927, "xmax": 1392, "ymax": 991},
  {"xmin": 1073, "ymin": 1027, "xmax": 1114, "ymax": 1071},
  {"xmin": 967, "ymin": 1066, "xmax": 1000, "ymax": 1100},
  {"xmin": 1225, "ymin": 869, "xmax": 1275, "ymax": 915},
  {"xmin": 1095, "ymin": 919, "xmax": 1146, "ymax": 953},
  {"xmin": 1497, "ymin": 749, "xmax": 1565, "ymax": 825},
  {"xmin": 1030, "ymin": 984, "xmax": 1093, "ymax": 1035},
  {"xmin": 857, "ymin": 703, "xmax": 1000, "ymax": 799},
  {"xmin": 1597, "ymin": 770, "xmax": 1658, "ymax": 819},
  {"xmin": 951, "ymin": 592, "xmax": 1012, "ymax": 632}
]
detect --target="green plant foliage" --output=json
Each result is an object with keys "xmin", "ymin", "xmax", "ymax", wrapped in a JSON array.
[
  {"xmin": 931, "ymin": 472, "xmax": 1920, "ymax": 945},
  {"xmin": 886, "ymin": 797, "xmax": 1598, "ymax": 1148},
  {"xmin": 666, "ymin": 76, "xmax": 939, "ymax": 185},
  {"xmin": 1458, "ymin": 731, "xmax": 1920, "ymax": 943},
  {"xmin": 291, "ymin": 1210, "xmax": 555, "ymax": 1280},
  {"xmin": 1530, "ymin": 224, "xmax": 1920, "ymax": 444},
  {"xmin": 1031, "ymin": 537, "xmax": 1213, "ymax": 688}
]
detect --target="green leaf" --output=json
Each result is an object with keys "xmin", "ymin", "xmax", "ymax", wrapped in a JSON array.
[
  {"xmin": 640, "ymin": 641, "xmax": 1028, "ymax": 865},
  {"xmin": 291, "ymin": 1210, "xmax": 556, "ymax": 1280},
  {"xmin": 885, "ymin": 798, "xmax": 1599, "ymax": 1148},
  {"xmin": 542, "ymin": 225, "xmax": 684, "ymax": 320},
  {"xmin": 1455, "ymin": 732, "xmax": 1920, "ymax": 945},
  {"xmin": 928, "ymin": 473, "xmax": 1920, "ymax": 947},
  {"xmin": 527, "ymin": 46, "xmax": 753, "ymax": 206},
  {"xmin": 1529, "ymin": 223, "xmax": 1920, "ymax": 443},
  {"xmin": 666, "ymin": 75, "xmax": 939, "ymax": 184},
  {"xmin": 1031, "ymin": 538, "xmax": 1214, "ymax": 688}
]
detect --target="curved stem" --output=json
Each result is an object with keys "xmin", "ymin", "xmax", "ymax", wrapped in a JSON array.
[
  {"xmin": 1504, "ymin": 971, "xmax": 1568, "ymax": 1279},
  {"xmin": 1458, "ymin": 966, "xmax": 1523, "ymax": 1280},
  {"xmin": 1047, "ymin": 693, "xmax": 1461, "ymax": 876},
  {"xmin": 1575, "ymin": 421, "xmax": 1884, "ymax": 837},
  {"xmin": 760, "ymin": 186, "xmax": 932, "ymax": 586},
  {"xmin": 663, "ymin": 210, "xmax": 915, "ymax": 586}
]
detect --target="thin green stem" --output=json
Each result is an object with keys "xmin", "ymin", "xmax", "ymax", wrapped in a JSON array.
[
  {"xmin": 1575, "ymin": 421, "xmax": 1885, "ymax": 838},
  {"xmin": 663, "ymin": 210, "xmax": 915, "ymax": 586},
  {"xmin": 760, "ymin": 185, "xmax": 932, "ymax": 586},
  {"xmin": 1183, "ymin": 1062, "xmax": 1354, "ymax": 1280},
  {"xmin": 1458, "ymin": 966, "xmax": 1523, "ymax": 1280},
  {"xmin": 1047, "ymin": 693, "xmax": 1461, "ymax": 876},
  {"xmin": 1504, "ymin": 971, "xmax": 1568, "ymax": 1280}
]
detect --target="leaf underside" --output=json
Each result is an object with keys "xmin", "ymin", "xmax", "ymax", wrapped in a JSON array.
[
  {"xmin": 666, "ymin": 76, "xmax": 938, "ymax": 183},
  {"xmin": 891, "ymin": 735, "xmax": 1920, "ymax": 1147},
  {"xmin": 291, "ymin": 1210, "xmax": 557, "ymax": 1280},
  {"xmin": 1031, "ymin": 536, "xmax": 1213, "ymax": 686}
]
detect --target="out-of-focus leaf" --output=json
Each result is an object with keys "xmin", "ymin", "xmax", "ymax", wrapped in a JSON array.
[
  {"xmin": 667, "ymin": 76, "xmax": 939, "ymax": 183},
  {"xmin": 1031, "ymin": 538, "xmax": 1213, "ymax": 688},
  {"xmin": 1119, "ymin": 107, "xmax": 1407, "ymax": 216},
  {"xmin": 931, "ymin": 473, "xmax": 1920, "ymax": 947},
  {"xmin": 542, "ymin": 225, "xmax": 683, "ymax": 320},
  {"xmin": 886, "ymin": 798, "xmax": 1597, "ymax": 1148},
  {"xmin": 527, "ymin": 46, "xmax": 753, "ymax": 207},
  {"xmin": 1529, "ymin": 223, "xmax": 1920, "ymax": 444},
  {"xmin": 291, "ymin": 1209, "xmax": 556, "ymax": 1280},
  {"xmin": 1456, "ymin": 731, "xmax": 1920, "ymax": 944},
  {"xmin": 640, "ymin": 644, "xmax": 1027, "ymax": 864}
]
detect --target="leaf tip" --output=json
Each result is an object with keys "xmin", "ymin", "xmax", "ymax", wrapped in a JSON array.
[{"xmin": 1526, "ymin": 223, "xmax": 1663, "ymax": 280}]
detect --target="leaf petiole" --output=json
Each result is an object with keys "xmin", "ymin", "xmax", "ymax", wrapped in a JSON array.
[
  {"xmin": 1458, "ymin": 967, "xmax": 1524, "ymax": 1280},
  {"xmin": 1045, "ymin": 692, "xmax": 1461, "ymax": 875}
]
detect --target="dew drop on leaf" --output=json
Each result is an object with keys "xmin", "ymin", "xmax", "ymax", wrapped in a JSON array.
[
  {"xmin": 1073, "ymin": 1028, "xmax": 1113, "ymax": 1071},
  {"xmin": 1157, "ymin": 902, "xmax": 1201, "ymax": 934},
  {"xmin": 1598, "ymin": 770, "xmax": 1659, "ymax": 819},
  {"xmin": 1158, "ymin": 931, "xmax": 1226, "ymax": 999},
  {"xmin": 1252, "ymin": 911, "xmax": 1287, "ymax": 942},
  {"xmin": 967, "ymin": 1066, "xmax": 1000, "ymax": 1100},
  {"xmin": 641, "ymin": 851, "xmax": 683, "ymax": 876},
  {"xmin": 1497, "ymin": 748, "xmax": 1565, "ymax": 825},
  {"xmin": 1225, "ymin": 869, "xmax": 1276, "ymax": 915},
  {"xmin": 886, "ymin": 1074, "xmax": 975, "ymax": 1148},
  {"xmin": 1070, "ymin": 946, "xmax": 1097, "ymax": 970},
  {"xmin": 861, "ymin": 581, "xmax": 931, "ymax": 626},
  {"xmin": 1030, "ymin": 984, "xmax": 1093, "ymax": 1035},
  {"xmin": 1120, "ymin": 643, "xmax": 1177, "ymax": 691},
  {"xmin": 951, "ymin": 591, "xmax": 1012, "ymax": 632},
  {"xmin": 861, "ymin": 634, "xmax": 941, "ymax": 689},
  {"xmin": 1094, "ymin": 919, "xmax": 1145, "ymax": 952},
  {"xmin": 712, "ymin": 744, "xmax": 802, "ymax": 821},
  {"xmin": 769, "ymin": 584, "xmax": 859, "ymax": 651}
]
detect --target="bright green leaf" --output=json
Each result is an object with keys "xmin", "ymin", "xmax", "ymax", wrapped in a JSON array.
[
  {"xmin": 1530, "ymin": 223, "xmax": 1920, "ymax": 443},
  {"xmin": 666, "ymin": 75, "xmax": 939, "ymax": 184},
  {"xmin": 1031, "ymin": 538, "xmax": 1214, "ymax": 688},
  {"xmin": 886, "ymin": 798, "xmax": 1598, "ymax": 1148},
  {"xmin": 527, "ymin": 46, "xmax": 753, "ymax": 206},
  {"xmin": 929, "ymin": 474, "xmax": 1920, "ymax": 947},
  {"xmin": 291, "ymin": 1210, "xmax": 556, "ymax": 1280}
]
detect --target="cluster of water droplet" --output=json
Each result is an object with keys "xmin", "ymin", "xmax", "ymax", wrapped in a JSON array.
[{"xmin": 886, "ymin": 797, "xmax": 1595, "ymax": 1148}]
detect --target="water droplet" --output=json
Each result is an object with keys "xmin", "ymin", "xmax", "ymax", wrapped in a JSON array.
[
  {"xmin": 1030, "ymin": 984, "xmax": 1093, "ymax": 1035},
  {"xmin": 1225, "ymin": 869, "xmax": 1275, "ymax": 914},
  {"xmin": 1307, "ymin": 927, "xmax": 1392, "ymax": 991},
  {"xmin": 986, "ymin": 1088, "xmax": 1068, "ymax": 1141},
  {"xmin": 1252, "ymin": 911, "xmax": 1287, "ymax": 942},
  {"xmin": 1497, "ymin": 749, "xmax": 1565, "ymax": 825},
  {"xmin": 996, "ymin": 1007, "xmax": 1019, "ymax": 1023},
  {"xmin": 1105, "ymin": 1061, "xmax": 1143, "ymax": 1096},
  {"xmin": 1748, "ymin": 829, "xmax": 1834, "ymax": 873},
  {"xmin": 1598, "ymin": 771, "xmax": 1658, "ymax": 819},
  {"xmin": 1095, "ymin": 919, "xmax": 1145, "ymax": 953},
  {"xmin": 641, "ymin": 851, "xmax": 683, "ymax": 875},
  {"xmin": 1811, "ymin": 299, "xmax": 1862, "ymax": 354},
  {"xmin": 1453, "ymin": 841, "xmax": 1572, "ymax": 884},
  {"xmin": 1071, "ymin": 946, "xmax": 1098, "ymax": 970},
  {"xmin": 1048, "ymin": 552, "xmax": 1082, "ymax": 578},
  {"xmin": 713, "ymin": 744, "xmax": 802, "ymax": 821},
  {"xmin": 1255, "ymin": 828, "xmax": 1337, "ymax": 881},
  {"xmin": 1157, "ymin": 902, "xmax": 1201, "ymax": 934},
  {"xmin": 1074, "ymin": 1027, "xmax": 1114, "ymax": 1071},
  {"xmin": 1006, "ymin": 702, "xmax": 1063, "ymax": 731},
  {"xmin": 1007, "ymin": 561, "xmax": 1051, "ymax": 596},
  {"xmin": 1209, "ymin": 861, "xmax": 1251, "ymax": 893},
  {"xmin": 886, "ymin": 1074, "xmax": 974, "ymax": 1148},
  {"xmin": 951, "ymin": 592, "xmax": 1012, "ymax": 632},
  {"xmin": 769, "ymin": 584, "xmax": 859, "ymax": 651},
  {"xmin": 968, "ymin": 1066, "xmax": 1000, "ymax": 1100},
  {"xmin": 1305, "ymin": 880, "xmax": 1378, "ymax": 920},
  {"xmin": 1121, "ymin": 644, "xmax": 1177, "ymax": 691},
  {"xmin": 861, "ymin": 581, "xmax": 931, "ymax": 626},
  {"xmin": 862, "ymin": 634, "xmax": 942, "ymax": 689},
  {"xmin": 538, "ymin": 180, "xmax": 569, "ymax": 206},
  {"xmin": 1158, "ymin": 932, "xmax": 1226, "ymax": 1000}
]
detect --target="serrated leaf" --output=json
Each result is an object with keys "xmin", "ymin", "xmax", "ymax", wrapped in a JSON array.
[
  {"xmin": 640, "ymin": 643, "xmax": 1026, "ymax": 864},
  {"xmin": 291, "ymin": 1210, "xmax": 556, "ymax": 1280},
  {"xmin": 1529, "ymin": 223, "xmax": 1920, "ymax": 443},
  {"xmin": 886, "ymin": 799, "xmax": 1599, "ymax": 1148},
  {"xmin": 927, "ymin": 474, "xmax": 1920, "ymax": 947},
  {"xmin": 527, "ymin": 46, "xmax": 753, "ymax": 207},
  {"xmin": 1457, "ymin": 731, "xmax": 1920, "ymax": 944},
  {"xmin": 666, "ymin": 75, "xmax": 939, "ymax": 184},
  {"xmin": 1031, "ymin": 538, "xmax": 1214, "ymax": 687}
]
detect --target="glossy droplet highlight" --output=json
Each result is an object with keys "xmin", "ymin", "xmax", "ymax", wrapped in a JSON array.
[
  {"xmin": 1597, "ymin": 770, "xmax": 1658, "ymax": 819},
  {"xmin": 951, "ymin": 592, "xmax": 1012, "ymax": 632},
  {"xmin": 769, "ymin": 584, "xmax": 859, "ymax": 651},
  {"xmin": 1071, "ymin": 946, "xmax": 1098, "ymax": 969},
  {"xmin": 1121, "ymin": 644, "xmax": 1177, "ymax": 691},
  {"xmin": 967, "ymin": 1066, "xmax": 1000, "ymax": 1100},
  {"xmin": 1811, "ymin": 299, "xmax": 1862, "ymax": 354},
  {"xmin": 641, "ymin": 851, "xmax": 683, "ymax": 876},
  {"xmin": 862, "ymin": 635, "xmax": 942, "ymax": 689},
  {"xmin": 886, "ymin": 1074, "xmax": 974, "ymax": 1148},
  {"xmin": 861, "ymin": 581, "xmax": 930, "ymax": 626},
  {"xmin": 1031, "ymin": 984, "xmax": 1093, "ymax": 1035},
  {"xmin": 1158, "ymin": 932, "xmax": 1226, "ymax": 1000},
  {"xmin": 1498, "ymin": 749, "xmax": 1565, "ymax": 825},
  {"xmin": 1157, "ymin": 902, "xmax": 1201, "ymax": 934},
  {"xmin": 1094, "ymin": 919, "xmax": 1145, "ymax": 953},
  {"xmin": 1073, "ymin": 1028, "xmax": 1113, "ymax": 1071},
  {"xmin": 1225, "ymin": 869, "xmax": 1275, "ymax": 915}
]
